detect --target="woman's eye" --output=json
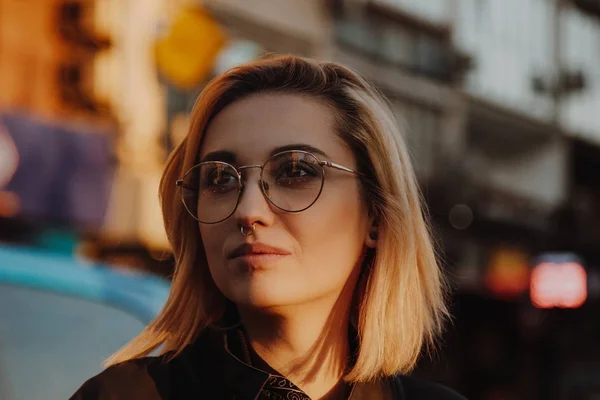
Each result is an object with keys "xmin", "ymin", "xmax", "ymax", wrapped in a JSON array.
[
  {"xmin": 275, "ymin": 162, "xmax": 319, "ymax": 184},
  {"xmin": 202, "ymin": 168, "xmax": 238, "ymax": 193},
  {"xmin": 210, "ymin": 172, "xmax": 236, "ymax": 185}
]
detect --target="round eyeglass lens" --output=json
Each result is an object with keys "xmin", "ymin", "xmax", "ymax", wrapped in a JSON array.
[
  {"xmin": 181, "ymin": 162, "xmax": 241, "ymax": 223},
  {"xmin": 261, "ymin": 151, "xmax": 325, "ymax": 212}
]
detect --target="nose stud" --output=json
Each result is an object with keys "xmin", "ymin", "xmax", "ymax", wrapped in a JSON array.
[{"xmin": 240, "ymin": 223, "xmax": 255, "ymax": 236}]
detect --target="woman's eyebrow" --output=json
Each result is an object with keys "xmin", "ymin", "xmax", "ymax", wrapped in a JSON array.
[
  {"xmin": 269, "ymin": 143, "xmax": 330, "ymax": 158},
  {"xmin": 199, "ymin": 150, "xmax": 236, "ymax": 163},
  {"xmin": 200, "ymin": 144, "xmax": 330, "ymax": 163}
]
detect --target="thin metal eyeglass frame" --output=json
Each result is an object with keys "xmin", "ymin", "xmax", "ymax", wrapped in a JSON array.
[{"xmin": 175, "ymin": 150, "xmax": 361, "ymax": 223}]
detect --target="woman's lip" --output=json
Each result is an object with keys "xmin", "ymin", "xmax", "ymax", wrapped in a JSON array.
[
  {"xmin": 228, "ymin": 242, "xmax": 291, "ymax": 259},
  {"xmin": 233, "ymin": 253, "xmax": 289, "ymax": 260},
  {"xmin": 231, "ymin": 253, "xmax": 289, "ymax": 267}
]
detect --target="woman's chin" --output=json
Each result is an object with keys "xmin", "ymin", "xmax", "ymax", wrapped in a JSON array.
[
  {"xmin": 234, "ymin": 290, "xmax": 297, "ymax": 310},
  {"xmin": 228, "ymin": 281, "xmax": 306, "ymax": 310}
]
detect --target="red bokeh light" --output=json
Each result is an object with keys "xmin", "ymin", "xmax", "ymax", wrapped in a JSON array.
[{"xmin": 530, "ymin": 262, "xmax": 587, "ymax": 309}]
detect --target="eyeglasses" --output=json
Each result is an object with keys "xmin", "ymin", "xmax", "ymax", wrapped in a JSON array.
[{"xmin": 176, "ymin": 150, "xmax": 360, "ymax": 223}]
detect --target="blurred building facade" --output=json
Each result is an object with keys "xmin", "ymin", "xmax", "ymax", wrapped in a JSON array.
[
  {"xmin": 0, "ymin": 0, "xmax": 118, "ymax": 248},
  {"xmin": 0, "ymin": 0, "xmax": 114, "ymax": 120}
]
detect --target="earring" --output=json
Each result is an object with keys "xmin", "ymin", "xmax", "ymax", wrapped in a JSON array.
[{"xmin": 369, "ymin": 231, "xmax": 378, "ymax": 241}]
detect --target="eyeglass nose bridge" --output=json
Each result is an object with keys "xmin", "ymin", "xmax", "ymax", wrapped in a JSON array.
[
  {"xmin": 236, "ymin": 164, "xmax": 263, "ymax": 186},
  {"xmin": 236, "ymin": 164, "xmax": 270, "ymax": 196},
  {"xmin": 237, "ymin": 164, "xmax": 263, "ymax": 173}
]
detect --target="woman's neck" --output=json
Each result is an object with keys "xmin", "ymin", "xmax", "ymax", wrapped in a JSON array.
[{"xmin": 239, "ymin": 299, "xmax": 353, "ymax": 400}]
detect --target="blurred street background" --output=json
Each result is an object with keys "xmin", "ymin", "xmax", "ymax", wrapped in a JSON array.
[{"xmin": 1, "ymin": 0, "xmax": 600, "ymax": 399}]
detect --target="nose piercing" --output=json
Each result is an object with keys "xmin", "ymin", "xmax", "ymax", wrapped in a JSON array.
[{"xmin": 240, "ymin": 223, "xmax": 255, "ymax": 236}]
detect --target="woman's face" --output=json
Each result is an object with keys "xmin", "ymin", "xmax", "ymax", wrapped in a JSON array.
[{"xmin": 198, "ymin": 93, "xmax": 374, "ymax": 312}]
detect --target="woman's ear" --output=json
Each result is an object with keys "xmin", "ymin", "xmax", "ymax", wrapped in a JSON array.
[{"xmin": 364, "ymin": 217, "xmax": 379, "ymax": 249}]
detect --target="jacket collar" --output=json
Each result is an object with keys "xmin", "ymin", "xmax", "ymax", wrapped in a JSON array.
[
  {"xmin": 185, "ymin": 326, "xmax": 404, "ymax": 400},
  {"xmin": 220, "ymin": 327, "xmax": 312, "ymax": 399}
]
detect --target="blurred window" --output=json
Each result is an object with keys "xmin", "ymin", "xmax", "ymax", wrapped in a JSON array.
[
  {"xmin": 372, "ymin": 0, "xmax": 450, "ymax": 25},
  {"xmin": 332, "ymin": 2, "xmax": 456, "ymax": 82}
]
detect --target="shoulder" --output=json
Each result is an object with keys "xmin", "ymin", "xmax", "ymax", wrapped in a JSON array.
[
  {"xmin": 69, "ymin": 356, "xmax": 170, "ymax": 400},
  {"xmin": 69, "ymin": 331, "xmax": 229, "ymax": 400},
  {"xmin": 397, "ymin": 375, "xmax": 468, "ymax": 400}
]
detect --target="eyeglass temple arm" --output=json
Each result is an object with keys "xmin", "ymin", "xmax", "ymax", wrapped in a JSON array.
[
  {"xmin": 176, "ymin": 180, "xmax": 198, "ymax": 191},
  {"xmin": 321, "ymin": 161, "xmax": 361, "ymax": 176}
]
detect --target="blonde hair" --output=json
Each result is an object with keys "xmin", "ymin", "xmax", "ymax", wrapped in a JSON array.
[{"xmin": 107, "ymin": 55, "xmax": 449, "ymax": 382}]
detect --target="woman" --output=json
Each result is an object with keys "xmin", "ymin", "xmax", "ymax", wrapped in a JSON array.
[{"xmin": 71, "ymin": 55, "xmax": 466, "ymax": 400}]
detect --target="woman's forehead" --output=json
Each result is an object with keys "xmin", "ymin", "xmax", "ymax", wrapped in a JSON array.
[{"xmin": 198, "ymin": 93, "xmax": 350, "ymax": 164}]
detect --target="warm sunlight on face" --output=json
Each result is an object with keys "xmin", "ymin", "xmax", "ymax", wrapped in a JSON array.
[{"xmin": 198, "ymin": 93, "xmax": 372, "ymax": 313}]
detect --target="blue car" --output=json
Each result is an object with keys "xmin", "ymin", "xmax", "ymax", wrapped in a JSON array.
[{"xmin": 0, "ymin": 245, "xmax": 170, "ymax": 400}]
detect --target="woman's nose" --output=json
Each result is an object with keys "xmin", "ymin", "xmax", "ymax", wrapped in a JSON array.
[{"xmin": 234, "ymin": 169, "xmax": 274, "ymax": 226}]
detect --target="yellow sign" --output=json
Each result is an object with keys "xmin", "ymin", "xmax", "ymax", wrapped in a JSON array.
[{"xmin": 155, "ymin": 6, "xmax": 227, "ymax": 90}]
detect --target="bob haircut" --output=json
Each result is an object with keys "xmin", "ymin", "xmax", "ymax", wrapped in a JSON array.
[{"xmin": 107, "ymin": 55, "xmax": 448, "ymax": 382}]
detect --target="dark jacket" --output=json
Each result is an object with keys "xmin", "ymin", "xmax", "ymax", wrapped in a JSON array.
[{"xmin": 70, "ymin": 328, "xmax": 466, "ymax": 400}]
